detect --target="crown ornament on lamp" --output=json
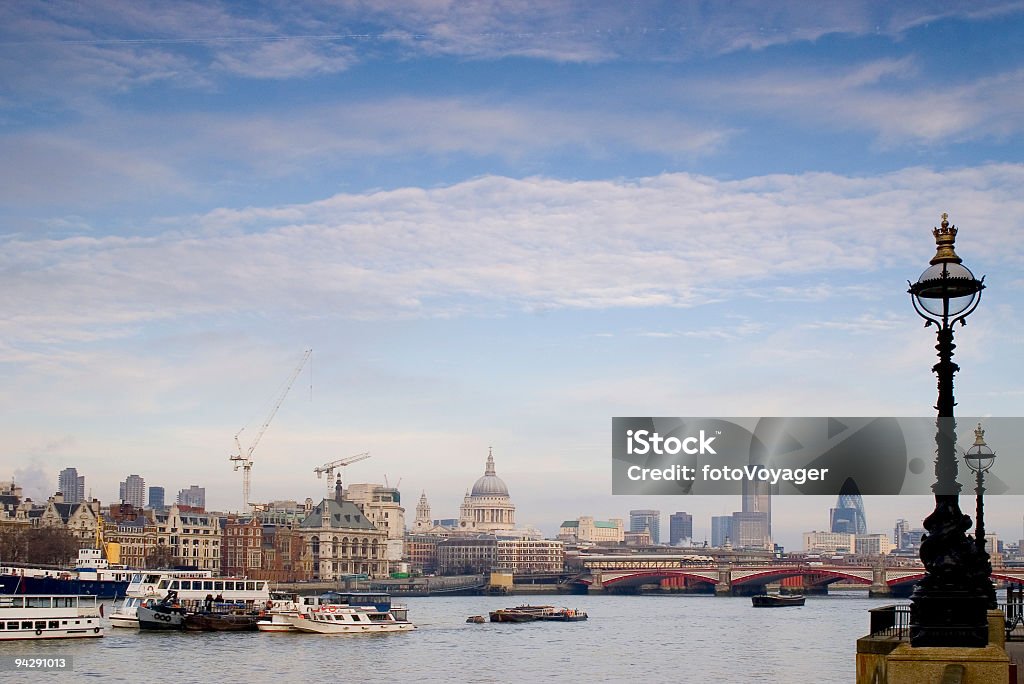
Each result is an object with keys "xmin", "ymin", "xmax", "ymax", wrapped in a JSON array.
[{"xmin": 930, "ymin": 213, "xmax": 962, "ymax": 264}]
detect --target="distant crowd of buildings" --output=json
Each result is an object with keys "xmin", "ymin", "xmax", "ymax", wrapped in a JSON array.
[{"xmin": 4, "ymin": 457, "xmax": 1020, "ymax": 580}]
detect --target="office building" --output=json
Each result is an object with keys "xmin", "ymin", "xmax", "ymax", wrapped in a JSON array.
[
  {"xmin": 58, "ymin": 467, "xmax": 85, "ymax": 504},
  {"xmin": 669, "ymin": 512, "xmax": 693, "ymax": 545},
  {"xmin": 119, "ymin": 474, "xmax": 146, "ymax": 508},
  {"xmin": 629, "ymin": 509, "xmax": 661, "ymax": 544}
]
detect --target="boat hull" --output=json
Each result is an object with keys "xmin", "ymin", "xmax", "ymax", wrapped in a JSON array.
[
  {"xmin": 751, "ymin": 594, "xmax": 805, "ymax": 607},
  {"xmin": 291, "ymin": 620, "xmax": 416, "ymax": 634},
  {"xmin": 137, "ymin": 605, "xmax": 186, "ymax": 630}
]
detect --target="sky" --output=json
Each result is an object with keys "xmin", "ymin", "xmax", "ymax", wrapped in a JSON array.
[{"xmin": 2, "ymin": 1, "xmax": 1023, "ymax": 550}]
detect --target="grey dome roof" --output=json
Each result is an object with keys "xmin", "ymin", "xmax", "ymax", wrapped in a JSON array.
[{"xmin": 470, "ymin": 449, "xmax": 509, "ymax": 497}]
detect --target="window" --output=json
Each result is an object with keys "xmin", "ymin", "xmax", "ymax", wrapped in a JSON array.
[
  {"xmin": 246, "ymin": 582, "xmax": 255, "ymax": 591},
  {"xmin": 21, "ymin": 621, "xmax": 33, "ymax": 629},
  {"xmin": 49, "ymin": 621, "xmax": 59, "ymax": 629}
]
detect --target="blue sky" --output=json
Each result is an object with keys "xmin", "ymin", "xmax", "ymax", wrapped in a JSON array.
[{"xmin": 2, "ymin": 1, "xmax": 1023, "ymax": 549}]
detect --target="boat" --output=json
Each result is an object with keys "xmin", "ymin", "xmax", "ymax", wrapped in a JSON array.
[
  {"xmin": 0, "ymin": 594, "xmax": 104, "ymax": 640},
  {"xmin": 137, "ymin": 590, "xmax": 188, "ymax": 630},
  {"xmin": 489, "ymin": 605, "xmax": 587, "ymax": 623},
  {"xmin": 184, "ymin": 609, "xmax": 260, "ymax": 631},
  {"xmin": 466, "ymin": 615, "xmax": 486, "ymax": 623},
  {"xmin": 257, "ymin": 591, "xmax": 410, "ymax": 633},
  {"xmin": 751, "ymin": 593, "xmax": 805, "ymax": 607},
  {"xmin": 289, "ymin": 603, "xmax": 416, "ymax": 634},
  {"xmin": 0, "ymin": 549, "xmax": 134, "ymax": 599},
  {"xmin": 109, "ymin": 569, "xmax": 213, "ymax": 628},
  {"xmin": 113, "ymin": 571, "xmax": 270, "ymax": 629}
]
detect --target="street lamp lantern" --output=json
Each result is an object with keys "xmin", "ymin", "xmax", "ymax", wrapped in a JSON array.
[
  {"xmin": 964, "ymin": 423, "xmax": 995, "ymax": 475},
  {"xmin": 907, "ymin": 213, "xmax": 991, "ymax": 648},
  {"xmin": 909, "ymin": 213, "xmax": 985, "ymax": 325}
]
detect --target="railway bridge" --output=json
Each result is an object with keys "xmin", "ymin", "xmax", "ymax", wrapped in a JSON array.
[{"xmin": 574, "ymin": 555, "xmax": 1024, "ymax": 597}]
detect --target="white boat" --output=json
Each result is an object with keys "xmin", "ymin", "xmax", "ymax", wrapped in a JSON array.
[
  {"xmin": 0, "ymin": 594, "xmax": 103, "ymax": 640},
  {"xmin": 109, "ymin": 569, "xmax": 213, "ymax": 629},
  {"xmin": 290, "ymin": 605, "xmax": 416, "ymax": 634},
  {"xmin": 258, "ymin": 591, "xmax": 413, "ymax": 634}
]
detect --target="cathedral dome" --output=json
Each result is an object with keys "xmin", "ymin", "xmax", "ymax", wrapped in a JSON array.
[{"xmin": 470, "ymin": 449, "xmax": 509, "ymax": 497}]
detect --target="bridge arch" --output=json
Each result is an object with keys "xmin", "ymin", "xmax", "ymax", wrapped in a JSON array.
[
  {"xmin": 600, "ymin": 569, "xmax": 719, "ymax": 589},
  {"xmin": 731, "ymin": 568, "xmax": 871, "ymax": 587}
]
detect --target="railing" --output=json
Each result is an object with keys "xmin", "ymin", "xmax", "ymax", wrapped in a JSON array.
[
  {"xmin": 868, "ymin": 604, "xmax": 911, "ymax": 639},
  {"xmin": 1000, "ymin": 600, "xmax": 1024, "ymax": 640}
]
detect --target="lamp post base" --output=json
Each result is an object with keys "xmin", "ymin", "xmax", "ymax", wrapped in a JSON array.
[{"xmin": 910, "ymin": 589, "xmax": 989, "ymax": 647}]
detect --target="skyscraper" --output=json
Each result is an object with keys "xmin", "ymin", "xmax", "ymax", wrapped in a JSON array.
[
  {"xmin": 119, "ymin": 474, "xmax": 145, "ymax": 508},
  {"xmin": 830, "ymin": 477, "xmax": 867, "ymax": 535},
  {"xmin": 669, "ymin": 512, "xmax": 693, "ymax": 545},
  {"xmin": 58, "ymin": 467, "xmax": 85, "ymax": 504},
  {"xmin": 629, "ymin": 509, "xmax": 661, "ymax": 544},
  {"xmin": 148, "ymin": 486, "xmax": 165, "ymax": 510},
  {"xmin": 177, "ymin": 485, "xmax": 206, "ymax": 509},
  {"xmin": 711, "ymin": 515, "xmax": 733, "ymax": 548}
]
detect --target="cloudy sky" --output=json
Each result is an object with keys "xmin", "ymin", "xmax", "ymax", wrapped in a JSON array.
[{"xmin": 2, "ymin": 1, "xmax": 1023, "ymax": 549}]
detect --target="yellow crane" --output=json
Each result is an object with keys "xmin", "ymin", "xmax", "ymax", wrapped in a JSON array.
[
  {"xmin": 230, "ymin": 349, "xmax": 312, "ymax": 510},
  {"xmin": 314, "ymin": 452, "xmax": 371, "ymax": 498}
]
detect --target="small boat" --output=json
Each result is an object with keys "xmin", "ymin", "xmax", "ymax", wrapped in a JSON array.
[
  {"xmin": 0, "ymin": 594, "xmax": 104, "ymax": 640},
  {"xmin": 290, "ymin": 605, "xmax": 416, "ymax": 634},
  {"xmin": 466, "ymin": 615, "xmax": 486, "ymax": 623},
  {"xmin": 537, "ymin": 608, "xmax": 588, "ymax": 622},
  {"xmin": 751, "ymin": 593, "xmax": 805, "ymax": 607},
  {"xmin": 137, "ymin": 590, "xmax": 188, "ymax": 630}
]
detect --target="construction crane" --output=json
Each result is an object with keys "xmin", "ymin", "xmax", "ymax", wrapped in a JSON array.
[
  {"xmin": 230, "ymin": 348, "xmax": 312, "ymax": 510},
  {"xmin": 314, "ymin": 452, "xmax": 371, "ymax": 498}
]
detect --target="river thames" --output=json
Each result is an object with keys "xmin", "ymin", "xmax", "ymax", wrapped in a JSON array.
[{"xmin": 6, "ymin": 591, "xmax": 896, "ymax": 683}]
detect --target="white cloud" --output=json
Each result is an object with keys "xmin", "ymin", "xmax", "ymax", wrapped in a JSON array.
[{"xmin": 3, "ymin": 165, "xmax": 1022, "ymax": 353}]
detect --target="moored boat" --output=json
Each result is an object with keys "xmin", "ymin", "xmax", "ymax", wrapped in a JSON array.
[
  {"xmin": 0, "ymin": 594, "xmax": 104, "ymax": 640},
  {"xmin": 290, "ymin": 604, "xmax": 416, "ymax": 634},
  {"xmin": 137, "ymin": 591, "xmax": 188, "ymax": 630},
  {"xmin": 751, "ymin": 593, "xmax": 805, "ymax": 607},
  {"xmin": 0, "ymin": 549, "xmax": 134, "ymax": 599}
]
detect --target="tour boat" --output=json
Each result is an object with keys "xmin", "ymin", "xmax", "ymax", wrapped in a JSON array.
[
  {"xmin": 751, "ymin": 593, "xmax": 805, "ymax": 607},
  {"xmin": 0, "ymin": 549, "xmax": 134, "ymax": 599},
  {"xmin": 0, "ymin": 594, "xmax": 104, "ymax": 640},
  {"xmin": 289, "ymin": 603, "xmax": 415, "ymax": 634},
  {"xmin": 112, "ymin": 571, "xmax": 267, "ymax": 628},
  {"xmin": 257, "ymin": 591, "xmax": 408, "ymax": 633}
]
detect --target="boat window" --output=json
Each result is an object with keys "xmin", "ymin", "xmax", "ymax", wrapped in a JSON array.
[
  {"xmin": 0, "ymin": 623, "xmax": 4, "ymax": 630},
  {"xmin": 203, "ymin": 581, "xmax": 213, "ymax": 591},
  {"xmin": 246, "ymin": 582, "xmax": 255, "ymax": 591},
  {"xmin": 48, "ymin": 621, "xmax": 59, "ymax": 629},
  {"xmin": 170, "ymin": 581, "xmax": 179, "ymax": 589},
  {"xmin": 21, "ymin": 621, "xmax": 32, "ymax": 629},
  {"xmin": 351, "ymin": 614, "xmax": 361, "ymax": 621},
  {"xmin": 225, "ymin": 581, "xmax": 235, "ymax": 591},
  {"xmin": 256, "ymin": 582, "xmax": 265, "ymax": 591},
  {"xmin": 132, "ymin": 573, "xmax": 142, "ymax": 583},
  {"xmin": 27, "ymin": 597, "xmax": 51, "ymax": 608},
  {"xmin": 214, "ymin": 582, "xmax": 223, "ymax": 591},
  {"xmin": 158, "ymin": 580, "xmax": 169, "ymax": 589},
  {"xmin": 35, "ymin": 621, "xmax": 46, "ymax": 630},
  {"xmin": 178, "ymin": 581, "xmax": 189, "ymax": 590}
]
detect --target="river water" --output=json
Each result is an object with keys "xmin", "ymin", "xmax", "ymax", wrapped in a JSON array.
[{"xmin": 5, "ymin": 591, "xmax": 896, "ymax": 683}]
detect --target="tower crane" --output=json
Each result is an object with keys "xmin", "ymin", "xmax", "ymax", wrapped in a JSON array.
[
  {"xmin": 230, "ymin": 348, "xmax": 312, "ymax": 510},
  {"xmin": 314, "ymin": 452, "xmax": 371, "ymax": 498}
]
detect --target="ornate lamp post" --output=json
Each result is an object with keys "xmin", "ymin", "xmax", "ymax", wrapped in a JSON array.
[
  {"xmin": 907, "ymin": 213, "xmax": 988, "ymax": 647},
  {"xmin": 964, "ymin": 423, "xmax": 997, "ymax": 610}
]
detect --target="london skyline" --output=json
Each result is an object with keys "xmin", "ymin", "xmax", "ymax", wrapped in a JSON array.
[{"xmin": 3, "ymin": 2, "xmax": 1024, "ymax": 550}]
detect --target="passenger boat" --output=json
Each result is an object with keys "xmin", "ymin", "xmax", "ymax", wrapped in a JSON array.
[
  {"xmin": 290, "ymin": 604, "xmax": 415, "ymax": 634},
  {"xmin": 0, "ymin": 594, "xmax": 104, "ymax": 640},
  {"xmin": 751, "ymin": 593, "xmax": 805, "ymax": 607},
  {"xmin": 113, "ymin": 572, "xmax": 269, "ymax": 628},
  {"xmin": 256, "ymin": 591, "xmax": 409, "ymax": 633},
  {"xmin": 0, "ymin": 549, "xmax": 134, "ymax": 599},
  {"xmin": 109, "ymin": 569, "xmax": 213, "ymax": 628}
]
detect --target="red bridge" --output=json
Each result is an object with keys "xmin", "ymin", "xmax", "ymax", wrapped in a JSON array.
[{"xmin": 574, "ymin": 555, "xmax": 1024, "ymax": 597}]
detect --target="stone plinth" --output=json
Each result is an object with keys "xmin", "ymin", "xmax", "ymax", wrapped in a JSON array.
[{"xmin": 884, "ymin": 643, "xmax": 1009, "ymax": 684}]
